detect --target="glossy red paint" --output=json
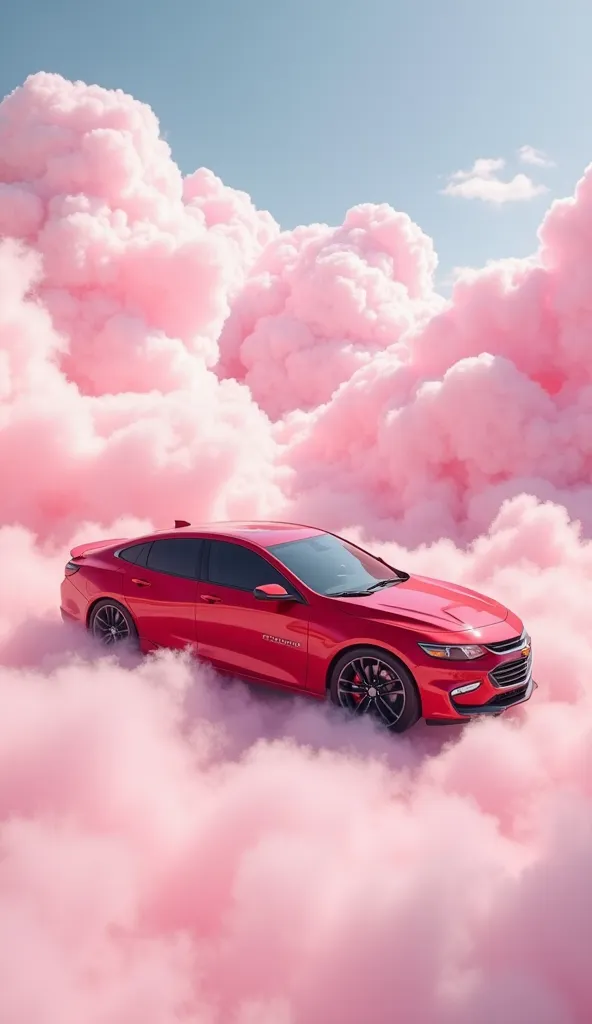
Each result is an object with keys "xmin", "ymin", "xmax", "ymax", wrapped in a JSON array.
[{"xmin": 60, "ymin": 520, "xmax": 535, "ymax": 730}]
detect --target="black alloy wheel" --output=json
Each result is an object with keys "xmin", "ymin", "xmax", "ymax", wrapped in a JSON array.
[
  {"xmin": 329, "ymin": 646, "xmax": 420, "ymax": 733},
  {"xmin": 89, "ymin": 600, "xmax": 138, "ymax": 647}
]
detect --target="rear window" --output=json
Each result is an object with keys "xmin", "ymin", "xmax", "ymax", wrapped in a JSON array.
[
  {"xmin": 145, "ymin": 537, "xmax": 203, "ymax": 579},
  {"xmin": 119, "ymin": 542, "xmax": 151, "ymax": 566}
]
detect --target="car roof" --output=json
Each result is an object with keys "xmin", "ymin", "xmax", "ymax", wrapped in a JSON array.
[{"xmin": 146, "ymin": 521, "xmax": 324, "ymax": 548}]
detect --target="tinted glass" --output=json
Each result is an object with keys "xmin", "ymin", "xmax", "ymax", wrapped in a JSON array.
[
  {"xmin": 119, "ymin": 542, "xmax": 151, "ymax": 566},
  {"xmin": 135, "ymin": 543, "xmax": 151, "ymax": 567},
  {"xmin": 146, "ymin": 538, "xmax": 202, "ymax": 579},
  {"xmin": 268, "ymin": 534, "xmax": 397, "ymax": 596},
  {"xmin": 207, "ymin": 540, "xmax": 295, "ymax": 593}
]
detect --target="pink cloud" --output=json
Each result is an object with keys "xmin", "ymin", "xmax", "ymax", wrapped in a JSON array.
[{"xmin": 0, "ymin": 71, "xmax": 591, "ymax": 1022}]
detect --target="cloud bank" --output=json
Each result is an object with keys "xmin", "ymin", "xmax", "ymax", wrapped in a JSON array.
[{"xmin": 0, "ymin": 72, "xmax": 591, "ymax": 1023}]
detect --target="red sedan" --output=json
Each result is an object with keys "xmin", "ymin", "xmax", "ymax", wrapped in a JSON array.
[{"xmin": 60, "ymin": 520, "xmax": 535, "ymax": 731}]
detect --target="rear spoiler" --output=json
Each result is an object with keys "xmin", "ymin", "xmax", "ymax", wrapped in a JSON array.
[
  {"xmin": 69, "ymin": 522, "xmax": 190, "ymax": 559},
  {"xmin": 69, "ymin": 537, "xmax": 129, "ymax": 559}
]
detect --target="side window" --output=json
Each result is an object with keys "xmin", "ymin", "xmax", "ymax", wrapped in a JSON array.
[
  {"xmin": 207, "ymin": 541, "xmax": 296, "ymax": 594},
  {"xmin": 145, "ymin": 538, "xmax": 203, "ymax": 579},
  {"xmin": 119, "ymin": 542, "xmax": 152, "ymax": 566}
]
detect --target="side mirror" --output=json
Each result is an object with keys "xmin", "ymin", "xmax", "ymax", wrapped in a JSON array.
[{"xmin": 253, "ymin": 583, "xmax": 293, "ymax": 601}]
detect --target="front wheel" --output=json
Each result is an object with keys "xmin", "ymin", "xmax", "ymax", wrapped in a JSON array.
[
  {"xmin": 328, "ymin": 647, "xmax": 421, "ymax": 733},
  {"xmin": 89, "ymin": 599, "xmax": 138, "ymax": 648}
]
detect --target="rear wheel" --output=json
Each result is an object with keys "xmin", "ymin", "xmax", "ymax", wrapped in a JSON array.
[
  {"xmin": 328, "ymin": 647, "xmax": 421, "ymax": 733},
  {"xmin": 89, "ymin": 599, "xmax": 138, "ymax": 648}
]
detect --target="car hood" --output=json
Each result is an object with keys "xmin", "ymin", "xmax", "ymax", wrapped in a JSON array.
[{"xmin": 336, "ymin": 573, "xmax": 508, "ymax": 633}]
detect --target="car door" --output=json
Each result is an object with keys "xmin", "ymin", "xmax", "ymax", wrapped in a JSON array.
[
  {"xmin": 122, "ymin": 536, "xmax": 203, "ymax": 651},
  {"xmin": 195, "ymin": 539, "xmax": 310, "ymax": 690}
]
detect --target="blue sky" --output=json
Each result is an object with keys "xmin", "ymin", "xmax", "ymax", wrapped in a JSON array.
[{"xmin": 2, "ymin": 0, "xmax": 592, "ymax": 285}]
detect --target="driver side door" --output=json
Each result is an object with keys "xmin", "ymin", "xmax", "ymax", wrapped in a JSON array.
[{"xmin": 195, "ymin": 539, "xmax": 310, "ymax": 691}]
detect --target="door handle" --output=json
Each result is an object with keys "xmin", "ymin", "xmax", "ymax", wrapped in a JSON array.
[
  {"xmin": 200, "ymin": 594, "xmax": 221, "ymax": 604},
  {"xmin": 131, "ymin": 578, "xmax": 151, "ymax": 587}
]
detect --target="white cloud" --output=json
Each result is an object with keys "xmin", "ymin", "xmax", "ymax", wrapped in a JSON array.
[
  {"xmin": 441, "ymin": 156, "xmax": 548, "ymax": 204},
  {"xmin": 517, "ymin": 145, "xmax": 555, "ymax": 168}
]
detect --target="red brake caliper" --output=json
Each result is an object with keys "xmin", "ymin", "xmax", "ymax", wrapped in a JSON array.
[{"xmin": 353, "ymin": 672, "xmax": 363, "ymax": 704}]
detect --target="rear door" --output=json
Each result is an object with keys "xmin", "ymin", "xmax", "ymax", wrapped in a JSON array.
[
  {"xmin": 195, "ymin": 539, "xmax": 310, "ymax": 690},
  {"xmin": 122, "ymin": 536, "xmax": 203, "ymax": 651}
]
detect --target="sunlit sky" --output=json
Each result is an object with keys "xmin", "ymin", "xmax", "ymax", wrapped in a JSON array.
[{"xmin": 3, "ymin": 0, "xmax": 592, "ymax": 284}]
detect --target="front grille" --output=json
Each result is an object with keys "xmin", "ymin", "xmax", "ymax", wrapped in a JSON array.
[
  {"xmin": 485, "ymin": 632, "xmax": 526, "ymax": 655},
  {"xmin": 490, "ymin": 656, "xmax": 531, "ymax": 688}
]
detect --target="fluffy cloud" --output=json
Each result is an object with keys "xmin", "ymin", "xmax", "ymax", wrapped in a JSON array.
[
  {"xmin": 518, "ymin": 145, "xmax": 555, "ymax": 168},
  {"xmin": 1, "ymin": 72, "xmax": 592, "ymax": 1024},
  {"xmin": 441, "ymin": 156, "xmax": 548, "ymax": 203}
]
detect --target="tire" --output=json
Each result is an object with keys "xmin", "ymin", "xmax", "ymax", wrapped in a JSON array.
[
  {"xmin": 328, "ymin": 646, "xmax": 421, "ymax": 733},
  {"xmin": 88, "ymin": 599, "xmax": 138, "ymax": 649}
]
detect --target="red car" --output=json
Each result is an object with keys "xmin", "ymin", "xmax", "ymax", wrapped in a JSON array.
[{"xmin": 60, "ymin": 520, "xmax": 535, "ymax": 732}]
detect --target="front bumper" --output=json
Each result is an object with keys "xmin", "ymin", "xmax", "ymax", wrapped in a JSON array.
[
  {"xmin": 416, "ymin": 629, "xmax": 536, "ymax": 724},
  {"xmin": 448, "ymin": 670, "xmax": 536, "ymax": 718}
]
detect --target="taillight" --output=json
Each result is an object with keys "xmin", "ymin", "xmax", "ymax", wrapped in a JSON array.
[{"xmin": 64, "ymin": 561, "xmax": 81, "ymax": 576}]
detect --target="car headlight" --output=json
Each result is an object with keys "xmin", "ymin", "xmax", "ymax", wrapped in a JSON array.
[{"xmin": 418, "ymin": 642, "xmax": 485, "ymax": 660}]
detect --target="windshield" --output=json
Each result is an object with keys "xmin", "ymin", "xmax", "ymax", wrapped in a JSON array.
[{"xmin": 267, "ymin": 534, "xmax": 407, "ymax": 597}]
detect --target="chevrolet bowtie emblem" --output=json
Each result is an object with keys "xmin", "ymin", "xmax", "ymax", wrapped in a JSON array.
[{"xmin": 521, "ymin": 644, "xmax": 531, "ymax": 657}]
